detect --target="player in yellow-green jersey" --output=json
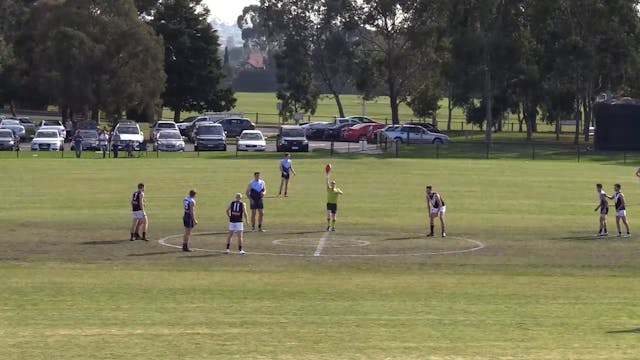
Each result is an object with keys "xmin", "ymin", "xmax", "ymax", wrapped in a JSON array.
[{"xmin": 325, "ymin": 169, "xmax": 343, "ymax": 231}]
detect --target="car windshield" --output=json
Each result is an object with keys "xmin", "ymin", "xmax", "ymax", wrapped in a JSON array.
[
  {"xmin": 157, "ymin": 123, "xmax": 176, "ymax": 129},
  {"xmin": 79, "ymin": 131, "xmax": 98, "ymax": 138},
  {"xmin": 117, "ymin": 126, "xmax": 139, "ymax": 134},
  {"xmin": 0, "ymin": 130, "xmax": 13, "ymax": 138},
  {"xmin": 2, "ymin": 119, "xmax": 19, "ymax": 126},
  {"xmin": 198, "ymin": 126, "xmax": 223, "ymax": 135},
  {"xmin": 282, "ymin": 129, "xmax": 305, "ymax": 137},
  {"xmin": 42, "ymin": 121, "xmax": 61, "ymax": 126},
  {"xmin": 159, "ymin": 131, "xmax": 182, "ymax": 140},
  {"xmin": 240, "ymin": 132, "xmax": 263, "ymax": 140},
  {"xmin": 36, "ymin": 131, "xmax": 58, "ymax": 138}
]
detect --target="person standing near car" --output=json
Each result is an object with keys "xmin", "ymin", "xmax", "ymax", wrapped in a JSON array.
[
  {"xmin": 72, "ymin": 129, "xmax": 83, "ymax": 158},
  {"xmin": 98, "ymin": 127, "xmax": 108, "ymax": 158},
  {"xmin": 278, "ymin": 152, "xmax": 296, "ymax": 197},
  {"xmin": 246, "ymin": 171, "xmax": 266, "ymax": 231},
  {"xmin": 111, "ymin": 131, "xmax": 120, "ymax": 158},
  {"xmin": 426, "ymin": 185, "xmax": 446, "ymax": 237}
]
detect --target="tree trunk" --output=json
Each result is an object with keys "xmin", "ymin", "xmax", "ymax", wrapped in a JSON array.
[
  {"xmin": 447, "ymin": 93, "xmax": 453, "ymax": 131},
  {"xmin": 9, "ymin": 100, "xmax": 17, "ymax": 117},
  {"xmin": 573, "ymin": 98, "xmax": 581, "ymax": 146},
  {"xmin": 517, "ymin": 105, "xmax": 523, "ymax": 132},
  {"xmin": 333, "ymin": 94, "xmax": 345, "ymax": 118},
  {"xmin": 484, "ymin": 67, "xmax": 493, "ymax": 144},
  {"xmin": 524, "ymin": 102, "xmax": 535, "ymax": 141},
  {"xmin": 173, "ymin": 109, "xmax": 181, "ymax": 123},
  {"xmin": 582, "ymin": 94, "xmax": 591, "ymax": 142},
  {"xmin": 91, "ymin": 107, "xmax": 100, "ymax": 123}
]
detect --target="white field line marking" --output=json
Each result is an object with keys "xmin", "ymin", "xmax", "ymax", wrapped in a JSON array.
[
  {"xmin": 313, "ymin": 231, "xmax": 330, "ymax": 256},
  {"xmin": 157, "ymin": 233, "xmax": 485, "ymax": 257}
]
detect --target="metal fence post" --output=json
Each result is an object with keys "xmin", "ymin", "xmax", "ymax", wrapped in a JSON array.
[
  {"xmin": 531, "ymin": 143, "xmax": 535, "ymax": 160},
  {"xmin": 436, "ymin": 143, "xmax": 440, "ymax": 159},
  {"xmin": 485, "ymin": 141, "xmax": 490, "ymax": 159},
  {"xmin": 577, "ymin": 145, "xmax": 580, "ymax": 162},
  {"xmin": 330, "ymin": 140, "xmax": 334, "ymax": 156},
  {"xmin": 256, "ymin": 112, "xmax": 259, "ymax": 124}
]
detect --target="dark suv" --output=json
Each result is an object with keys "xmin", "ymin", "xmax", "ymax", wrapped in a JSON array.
[
  {"xmin": 276, "ymin": 125, "xmax": 309, "ymax": 152},
  {"xmin": 194, "ymin": 123, "xmax": 227, "ymax": 151},
  {"xmin": 216, "ymin": 117, "xmax": 255, "ymax": 137}
]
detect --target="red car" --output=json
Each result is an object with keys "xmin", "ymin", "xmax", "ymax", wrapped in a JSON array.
[{"xmin": 342, "ymin": 123, "xmax": 386, "ymax": 142}]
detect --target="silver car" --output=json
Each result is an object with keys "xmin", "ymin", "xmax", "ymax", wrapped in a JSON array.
[
  {"xmin": 0, "ymin": 128, "xmax": 17, "ymax": 150},
  {"xmin": 383, "ymin": 125, "xmax": 450, "ymax": 144},
  {"xmin": 0, "ymin": 119, "xmax": 26, "ymax": 140},
  {"xmin": 153, "ymin": 130, "xmax": 185, "ymax": 152}
]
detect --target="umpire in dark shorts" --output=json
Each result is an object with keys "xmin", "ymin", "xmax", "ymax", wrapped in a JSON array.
[{"xmin": 246, "ymin": 171, "xmax": 266, "ymax": 232}]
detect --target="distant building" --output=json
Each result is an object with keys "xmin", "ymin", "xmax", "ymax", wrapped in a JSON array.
[{"xmin": 241, "ymin": 52, "xmax": 266, "ymax": 70}]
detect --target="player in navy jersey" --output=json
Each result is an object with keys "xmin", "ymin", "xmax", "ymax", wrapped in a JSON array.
[
  {"xmin": 246, "ymin": 171, "xmax": 266, "ymax": 231},
  {"xmin": 426, "ymin": 185, "xmax": 446, "ymax": 237},
  {"xmin": 594, "ymin": 183, "xmax": 609, "ymax": 236},
  {"xmin": 182, "ymin": 190, "xmax": 198, "ymax": 252},
  {"xmin": 130, "ymin": 182, "xmax": 148, "ymax": 241},
  {"xmin": 226, "ymin": 193, "xmax": 249, "ymax": 254},
  {"xmin": 278, "ymin": 152, "xmax": 296, "ymax": 197},
  {"xmin": 609, "ymin": 184, "xmax": 630, "ymax": 237}
]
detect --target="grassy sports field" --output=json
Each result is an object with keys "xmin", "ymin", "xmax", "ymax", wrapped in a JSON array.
[{"xmin": 1, "ymin": 154, "xmax": 639, "ymax": 359}]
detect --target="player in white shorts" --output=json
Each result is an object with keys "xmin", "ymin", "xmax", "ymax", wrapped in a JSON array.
[
  {"xmin": 226, "ymin": 193, "xmax": 249, "ymax": 254},
  {"xmin": 609, "ymin": 184, "xmax": 630, "ymax": 237},
  {"xmin": 426, "ymin": 185, "xmax": 446, "ymax": 237}
]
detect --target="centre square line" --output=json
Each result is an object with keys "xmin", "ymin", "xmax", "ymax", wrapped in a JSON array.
[{"xmin": 314, "ymin": 231, "xmax": 330, "ymax": 256}]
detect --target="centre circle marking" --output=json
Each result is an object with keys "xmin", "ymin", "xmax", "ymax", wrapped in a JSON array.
[{"xmin": 157, "ymin": 231, "xmax": 485, "ymax": 257}]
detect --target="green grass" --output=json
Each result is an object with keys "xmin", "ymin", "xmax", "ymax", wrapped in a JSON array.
[{"xmin": 1, "ymin": 156, "xmax": 639, "ymax": 359}]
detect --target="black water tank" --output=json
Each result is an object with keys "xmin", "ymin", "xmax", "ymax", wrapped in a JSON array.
[{"xmin": 593, "ymin": 100, "xmax": 640, "ymax": 150}]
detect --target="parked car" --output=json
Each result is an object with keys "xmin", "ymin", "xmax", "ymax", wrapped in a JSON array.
[
  {"xmin": 404, "ymin": 121, "xmax": 441, "ymax": 133},
  {"xmin": 276, "ymin": 125, "xmax": 309, "ymax": 152},
  {"xmin": 70, "ymin": 129, "xmax": 100, "ymax": 151},
  {"xmin": 17, "ymin": 117, "xmax": 37, "ymax": 128},
  {"xmin": 383, "ymin": 125, "xmax": 450, "ymax": 144},
  {"xmin": 176, "ymin": 116, "xmax": 197, "ymax": 136},
  {"xmin": 31, "ymin": 129, "xmax": 65, "ymax": 151},
  {"xmin": 150, "ymin": 121, "xmax": 179, "ymax": 142},
  {"xmin": 194, "ymin": 123, "xmax": 226, "ymax": 151},
  {"xmin": 216, "ymin": 117, "xmax": 256, "ymax": 137},
  {"xmin": 39, "ymin": 120, "xmax": 67, "ymax": 140},
  {"xmin": 0, "ymin": 128, "xmax": 17, "ymax": 150},
  {"xmin": 237, "ymin": 130, "xmax": 266, "ymax": 151},
  {"xmin": 336, "ymin": 115, "xmax": 378, "ymax": 124},
  {"xmin": 189, "ymin": 120, "xmax": 218, "ymax": 142},
  {"xmin": 342, "ymin": 123, "xmax": 387, "ymax": 143},
  {"xmin": 324, "ymin": 122, "xmax": 361, "ymax": 140},
  {"xmin": 113, "ymin": 121, "xmax": 144, "ymax": 150},
  {"xmin": 303, "ymin": 122, "xmax": 332, "ymax": 140},
  {"xmin": 153, "ymin": 130, "xmax": 185, "ymax": 152},
  {"xmin": 0, "ymin": 119, "xmax": 26, "ymax": 140}
]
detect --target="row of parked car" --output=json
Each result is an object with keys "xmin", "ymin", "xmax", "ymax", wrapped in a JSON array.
[{"xmin": 299, "ymin": 116, "xmax": 450, "ymax": 144}]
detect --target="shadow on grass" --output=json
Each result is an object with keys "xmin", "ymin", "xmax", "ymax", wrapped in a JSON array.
[
  {"xmin": 606, "ymin": 328, "xmax": 640, "ymax": 334},
  {"xmin": 180, "ymin": 253, "xmax": 225, "ymax": 259},
  {"xmin": 81, "ymin": 239, "xmax": 130, "ymax": 245},
  {"xmin": 127, "ymin": 251, "xmax": 176, "ymax": 257},
  {"xmin": 558, "ymin": 234, "xmax": 603, "ymax": 241}
]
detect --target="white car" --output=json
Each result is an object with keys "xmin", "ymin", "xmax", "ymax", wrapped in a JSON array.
[
  {"xmin": 39, "ymin": 120, "xmax": 67, "ymax": 140},
  {"xmin": 150, "ymin": 121, "xmax": 179, "ymax": 142},
  {"xmin": 31, "ymin": 129, "xmax": 65, "ymax": 151},
  {"xmin": 113, "ymin": 121, "xmax": 144, "ymax": 150},
  {"xmin": 237, "ymin": 130, "xmax": 266, "ymax": 151},
  {"xmin": 383, "ymin": 125, "xmax": 450, "ymax": 144},
  {"xmin": 153, "ymin": 130, "xmax": 185, "ymax": 152}
]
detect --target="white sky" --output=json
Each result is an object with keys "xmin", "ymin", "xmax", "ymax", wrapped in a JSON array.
[{"xmin": 204, "ymin": 0, "xmax": 259, "ymax": 24}]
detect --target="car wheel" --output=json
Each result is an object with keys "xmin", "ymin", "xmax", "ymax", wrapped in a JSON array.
[
  {"xmin": 194, "ymin": 145, "xmax": 199, "ymax": 151},
  {"xmin": 394, "ymin": 137, "xmax": 403, "ymax": 144},
  {"xmin": 303, "ymin": 145, "xmax": 309, "ymax": 152},
  {"xmin": 359, "ymin": 136, "xmax": 367, "ymax": 143},
  {"xmin": 432, "ymin": 138, "xmax": 443, "ymax": 144}
]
